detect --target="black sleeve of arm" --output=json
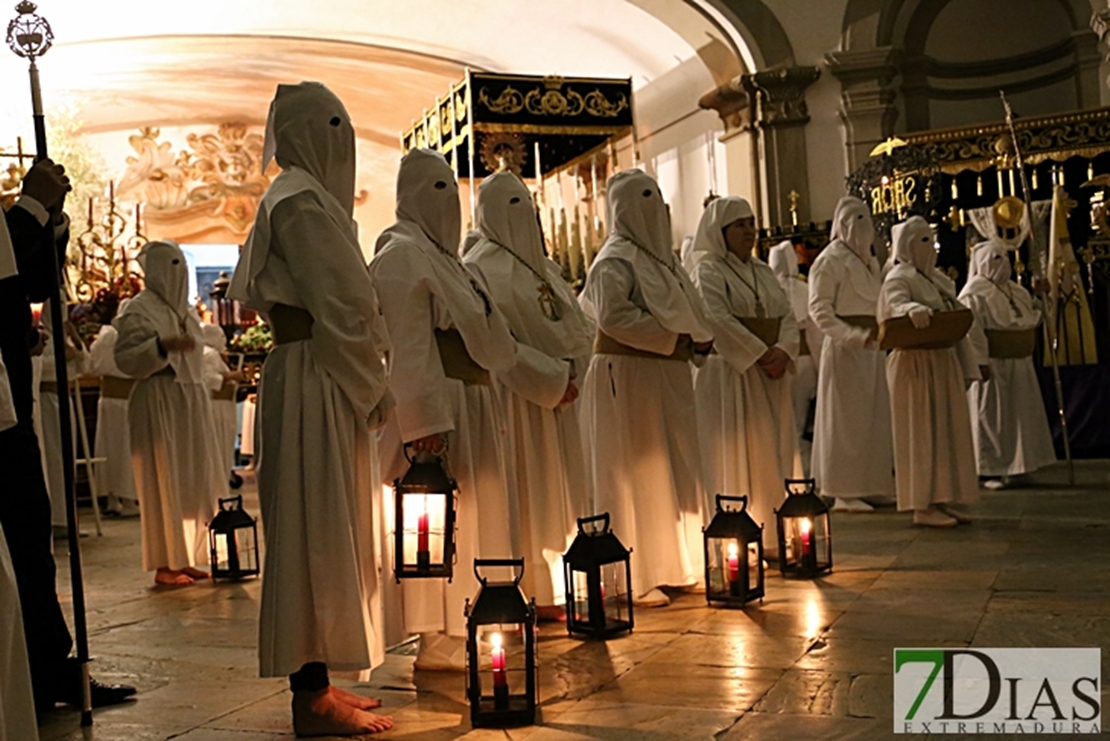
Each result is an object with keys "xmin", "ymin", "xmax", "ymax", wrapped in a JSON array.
[{"xmin": 5, "ymin": 206, "xmax": 65, "ymax": 302}]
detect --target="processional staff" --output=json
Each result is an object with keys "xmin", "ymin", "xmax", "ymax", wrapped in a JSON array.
[
  {"xmin": 999, "ymin": 89, "xmax": 1074, "ymax": 486},
  {"xmin": 6, "ymin": 0, "xmax": 94, "ymax": 725}
]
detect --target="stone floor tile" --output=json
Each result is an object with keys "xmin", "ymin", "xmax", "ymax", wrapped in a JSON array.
[
  {"xmin": 576, "ymin": 663, "xmax": 783, "ymax": 713},
  {"xmin": 751, "ymin": 669, "xmax": 850, "ymax": 715},
  {"xmin": 792, "ymin": 637, "xmax": 895, "ymax": 675},
  {"xmin": 642, "ymin": 632, "xmax": 811, "ymax": 670},
  {"xmin": 717, "ymin": 712, "xmax": 892, "ymax": 740}
]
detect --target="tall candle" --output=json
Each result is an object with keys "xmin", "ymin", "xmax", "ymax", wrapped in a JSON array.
[
  {"xmin": 800, "ymin": 519, "xmax": 812, "ymax": 558},
  {"xmin": 416, "ymin": 497, "xmax": 430, "ymax": 569},
  {"xmin": 491, "ymin": 631, "xmax": 508, "ymax": 709},
  {"xmin": 727, "ymin": 541, "xmax": 741, "ymax": 597}
]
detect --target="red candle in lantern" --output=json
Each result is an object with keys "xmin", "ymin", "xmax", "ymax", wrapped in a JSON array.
[
  {"xmin": 30, "ymin": 303, "xmax": 43, "ymax": 325},
  {"xmin": 417, "ymin": 507, "xmax": 429, "ymax": 554},
  {"xmin": 800, "ymin": 519, "xmax": 812, "ymax": 557},
  {"xmin": 727, "ymin": 541, "xmax": 740, "ymax": 584},
  {"xmin": 491, "ymin": 632, "xmax": 507, "ymax": 688}
]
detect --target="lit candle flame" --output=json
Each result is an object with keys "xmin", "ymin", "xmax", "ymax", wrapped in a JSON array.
[
  {"xmin": 490, "ymin": 632, "xmax": 502, "ymax": 650},
  {"xmin": 800, "ymin": 518, "xmax": 812, "ymax": 535},
  {"xmin": 727, "ymin": 541, "xmax": 738, "ymax": 558}
]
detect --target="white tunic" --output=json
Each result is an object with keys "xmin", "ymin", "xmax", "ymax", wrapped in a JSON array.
[
  {"xmin": 808, "ymin": 242, "xmax": 894, "ymax": 499},
  {"xmin": 371, "ymin": 231, "xmax": 518, "ymax": 637},
  {"xmin": 203, "ymin": 345, "xmax": 237, "ymax": 477},
  {"xmin": 692, "ymin": 253, "xmax": 800, "ymax": 540},
  {"xmin": 464, "ymin": 172, "xmax": 595, "ymax": 607},
  {"xmin": 580, "ymin": 259, "xmax": 707, "ymax": 596},
  {"xmin": 879, "ymin": 262, "xmax": 979, "ymax": 511},
  {"xmin": 88, "ymin": 325, "xmax": 139, "ymax": 509},
  {"xmin": 114, "ymin": 296, "xmax": 225, "ymax": 572},
  {"xmin": 38, "ymin": 307, "xmax": 84, "ymax": 529},
  {"xmin": 234, "ymin": 177, "xmax": 392, "ymax": 676},
  {"xmin": 959, "ymin": 254, "xmax": 1056, "ymax": 477}
]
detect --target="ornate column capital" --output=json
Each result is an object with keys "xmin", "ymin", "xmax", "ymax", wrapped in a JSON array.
[
  {"xmin": 697, "ymin": 76, "xmax": 752, "ymax": 134},
  {"xmin": 746, "ymin": 66, "xmax": 821, "ymax": 127}
]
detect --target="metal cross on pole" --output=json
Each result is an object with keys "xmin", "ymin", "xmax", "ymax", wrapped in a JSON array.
[{"xmin": 7, "ymin": 0, "xmax": 94, "ymax": 725}]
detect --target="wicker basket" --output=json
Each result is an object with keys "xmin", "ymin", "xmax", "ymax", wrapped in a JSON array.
[{"xmin": 879, "ymin": 309, "xmax": 973, "ymax": 350}]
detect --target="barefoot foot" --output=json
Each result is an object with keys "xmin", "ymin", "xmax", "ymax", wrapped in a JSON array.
[
  {"xmin": 293, "ymin": 688, "xmax": 392, "ymax": 737},
  {"xmin": 181, "ymin": 567, "xmax": 210, "ymax": 580},
  {"xmin": 155, "ymin": 568, "xmax": 194, "ymax": 586},
  {"xmin": 329, "ymin": 685, "xmax": 382, "ymax": 710}
]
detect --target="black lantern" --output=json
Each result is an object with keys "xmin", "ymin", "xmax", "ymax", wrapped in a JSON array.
[
  {"xmin": 775, "ymin": 479, "xmax": 832, "ymax": 578},
  {"xmin": 208, "ymin": 495, "xmax": 260, "ymax": 580},
  {"xmin": 393, "ymin": 444, "xmax": 457, "ymax": 581},
  {"xmin": 563, "ymin": 513, "xmax": 633, "ymax": 639},
  {"xmin": 703, "ymin": 495, "xmax": 765, "ymax": 606},
  {"xmin": 465, "ymin": 558, "xmax": 537, "ymax": 728}
]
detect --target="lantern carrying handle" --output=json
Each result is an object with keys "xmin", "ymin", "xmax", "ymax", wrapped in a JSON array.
[
  {"xmin": 218, "ymin": 495, "xmax": 244, "ymax": 512},
  {"xmin": 784, "ymin": 478, "xmax": 817, "ymax": 496},
  {"xmin": 403, "ymin": 438, "xmax": 448, "ymax": 464},
  {"xmin": 576, "ymin": 512, "xmax": 610, "ymax": 535},
  {"xmin": 473, "ymin": 558, "xmax": 524, "ymax": 587},
  {"xmin": 715, "ymin": 494, "xmax": 748, "ymax": 513}
]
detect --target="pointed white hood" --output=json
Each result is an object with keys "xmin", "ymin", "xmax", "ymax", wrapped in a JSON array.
[{"xmin": 581, "ymin": 169, "xmax": 712, "ymax": 342}]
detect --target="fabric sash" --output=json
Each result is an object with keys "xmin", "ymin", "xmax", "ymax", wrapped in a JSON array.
[
  {"xmin": 593, "ymin": 330, "xmax": 694, "ymax": 362},
  {"xmin": 986, "ymin": 328, "xmax": 1036, "ymax": 359},
  {"xmin": 100, "ymin": 376, "xmax": 136, "ymax": 399},
  {"xmin": 270, "ymin": 303, "xmax": 314, "ymax": 345},
  {"xmin": 434, "ymin": 328, "xmax": 491, "ymax": 386}
]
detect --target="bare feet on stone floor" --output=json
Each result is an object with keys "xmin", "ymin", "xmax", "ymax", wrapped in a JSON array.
[
  {"xmin": 330, "ymin": 685, "xmax": 382, "ymax": 710},
  {"xmin": 913, "ymin": 506, "xmax": 957, "ymax": 528},
  {"xmin": 181, "ymin": 567, "xmax": 210, "ymax": 580},
  {"xmin": 292, "ymin": 687, "xmax": 393, "ymax": 737},
  {"xmin": 155, "ymin": 568, "xmax": 194, "ymax": 586}
]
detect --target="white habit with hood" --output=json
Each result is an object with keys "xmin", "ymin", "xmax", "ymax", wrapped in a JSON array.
[
  {"xmin": 115, "ymin": 240, "xmax": 225, "ymax": 571},
  {"xmin": 37, "ymin": 300, "xmax": 85, "ymax": 528},
  {"xmin": 578, "ymin": 169, "xmax": 713, "ymax": 598},
  {"xmin": 201, "ymin": 324, "xmax": 237, "ymax": 477},
  {"xmin": 689, "ymin": 198, "xmax": 800, "ymax": 539},
  {"xmin": 0, "ymin": 223, "xmax": 38, "ymax": 740},
  {"xmin": 769, "ymin": 240, "xmax": 822, "ymax": 475},
  {"xmin": 879, "ymin": 216, "xmax": 979, "ymax": 511},
  {"xmin": 231, "ymin": 82, "xmax": 392, "ymax": 677},
  {"xmin": 464, "ymin": 172, "xmax": 594, "ymax": 607},
  {"xmin": 88, "ymin": 318, "xmax": 139, "ymax": 513},
  {"xmin": 370, "ymin": 149, "xmax": 518, "ymax": 639},
  {"xmin": 808, "ymin": 197, "xmax": 894, "ymax": 499},
  {"xmin": 960, "ymin": 241, "xmax": 1056, "ymax": 477}
]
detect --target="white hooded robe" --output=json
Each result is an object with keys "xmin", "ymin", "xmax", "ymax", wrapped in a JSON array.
[
  {"xmin": 464, "ymin": 172, "xmax": 594, "ymax": 607},
  {"xmin": 201, "ymin": 324, "xmax": 238, "ymax": 478},
  {"xmin": 959, "ymin": 242, "xmax": 1056, "ymax": 477},
  {"xmin": 88, "ymin": 322, "xmax": 139, "ymax": 513},
  {"xmin": 578, "ymin": 169, "xmax": 713, "ymax": 598},
  {"xmin": 370, "ymin": 149, "xmax": 518, "ymax": 638},
  {"xmin": 689, "ymin": 198, "xmax": 800, "ymax": 541},
  {"xmin": 769, "ymin": 240, "xmax": 822, "ymax": 476},
  {"xmin": 879, "ymin": 217, "xmax": 979, "ymax": 511},
  {"xmin": 808, "ymin": 197, "xmax": 895, "ymax": 499},
  {"xmin": 231, "ymin": 82, "xmax": 393, "ymax": 677},
  {"xmin": 115, "ymin": 241, "xmax": 226, "ymax": 571}
]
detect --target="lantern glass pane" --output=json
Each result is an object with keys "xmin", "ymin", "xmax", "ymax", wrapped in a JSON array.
[
  {"xmin": 400, "ymin": 492, "xmax": 449, "ymax": 568},
  {"xmin": 214, "ymin": 532, "xmax": 230, "ymax": 572},
  {"xmin": 602, "ymin": 562, "xmax": 629, "ymax": 624},
  {"xmin": 783, "ymin": 516, "xmax": 827, "ymax": 568},
  {"xmin": 475, "ymin": 624, "xmax": 530, "ymax": 708},
  {"xmin": 707, "ymin": 538, "xmax": 759, "ymax": 598},
  {"xmin": 236, "ymin": 525, "xmax": 258, "ymax": 572},
  {"xmin": 569, "ymin": 563, "xmax": 629, "ymax": 627}
]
